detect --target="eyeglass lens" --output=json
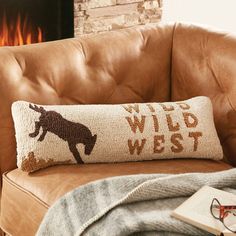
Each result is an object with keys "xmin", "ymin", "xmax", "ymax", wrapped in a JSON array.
[
  {"xmin": 223, "ymin": 211, "xmax": 236, "ymax": 232},
  {"xmin": 211, "ymin": 198, "xmax": 221, "ymax": 219}
]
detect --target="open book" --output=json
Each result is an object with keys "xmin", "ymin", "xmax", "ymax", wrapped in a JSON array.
[{"xmin": 172, "ymin": 186, "xmax": 236, "ymax": 236}]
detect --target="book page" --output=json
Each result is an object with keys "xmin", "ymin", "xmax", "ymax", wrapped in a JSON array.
[{"xmin": 172, "ymin": 186, "xmax": 236, "ymax": 235}]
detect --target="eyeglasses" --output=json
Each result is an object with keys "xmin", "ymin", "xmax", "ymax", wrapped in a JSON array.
[{"xmin": 210, "ymin": 198, "xmax": 236, "ymax": 233}]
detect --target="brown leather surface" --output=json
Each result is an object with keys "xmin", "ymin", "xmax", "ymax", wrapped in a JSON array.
[
  {"xmin": 1, "ymin": 175, "xmax": 47, "ymax": 236},
  {"xmin": 1, "ymin": 159, "xmax": 232, "ymax": 236},
  {"xmin": 1, "ymin": 22, "xmax": 236, "ymax": 236},
  {"xmin": 172, "ymin": 23, "xmax": 236, "ymax": 166},
  {"xmin": 0, "ymin": 24, "xmax": 174, "ymax": 182}
]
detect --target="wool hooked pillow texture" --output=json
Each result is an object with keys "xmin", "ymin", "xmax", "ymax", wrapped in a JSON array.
[{"xmin": 12, "ymin": 96, "xmax": 223, "ymax": 172}]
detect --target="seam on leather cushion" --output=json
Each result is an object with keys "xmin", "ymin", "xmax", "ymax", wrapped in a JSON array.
[
  {"xmin": 0, "ymin": 224, "xmax": 11, "ymax": 236},
  {"xmin": 3, "ymin": 172, "xmax": 49, "ymax": 209}
]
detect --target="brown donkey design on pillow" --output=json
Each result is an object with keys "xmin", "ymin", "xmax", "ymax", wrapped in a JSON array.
[{"xmin": 28, "ymin": 104, "xmax": 97, "ymax": 164}]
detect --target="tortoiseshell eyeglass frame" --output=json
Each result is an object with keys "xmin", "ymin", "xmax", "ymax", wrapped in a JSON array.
[{"xmin": 210, "ymin": 198, "xmax": 236, "ymax": 233}]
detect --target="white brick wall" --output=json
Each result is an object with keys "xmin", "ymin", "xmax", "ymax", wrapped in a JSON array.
[{"xmin": 74, "ymin": 0, "xmax": 162, "ymax": 36}]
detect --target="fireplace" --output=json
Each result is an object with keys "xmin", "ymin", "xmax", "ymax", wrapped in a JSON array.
[
  {"xmin": 0, "ymin": 0, "xmax": 163, "ymax": 47},
  {"xmin": 0, "ymin": 0, "xmax": 74, "ymax": 46}
]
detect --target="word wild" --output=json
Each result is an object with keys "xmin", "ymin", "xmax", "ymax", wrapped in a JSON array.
[{"xmin": 122, "ymin": 102, "xmax": 203, "ymax": 155}]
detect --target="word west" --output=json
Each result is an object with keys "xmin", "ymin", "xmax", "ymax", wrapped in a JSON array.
[{"xmin": 122, "ymin": 103, "xmax": 203, "ymax": 155}]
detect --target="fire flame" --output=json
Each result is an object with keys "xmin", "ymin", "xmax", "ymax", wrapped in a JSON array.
[{"xmin": 0, "ymin": 11, "xmax": 43, "ymax": 46}]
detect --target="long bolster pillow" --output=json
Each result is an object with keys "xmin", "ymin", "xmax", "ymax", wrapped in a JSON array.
[{"xmin": 11, "ymin": 96, "xmax": 223, "ymax": 172}]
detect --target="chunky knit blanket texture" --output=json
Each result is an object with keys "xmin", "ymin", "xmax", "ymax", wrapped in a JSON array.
[{"xmin": 36, "ymin": 168, "xmax": 236, "ymax": 236}]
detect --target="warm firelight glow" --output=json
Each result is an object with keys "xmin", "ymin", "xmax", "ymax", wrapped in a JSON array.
[{"xmin": 0, "ymin": 11, "xmax": 43, "ymax": 46}]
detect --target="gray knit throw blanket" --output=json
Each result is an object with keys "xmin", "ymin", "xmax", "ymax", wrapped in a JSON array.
[{"xmin": 36, "ymin": 168, "xmax": 236, "ymax": 236}]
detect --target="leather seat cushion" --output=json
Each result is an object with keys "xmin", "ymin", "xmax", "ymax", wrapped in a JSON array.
[{"xmin": 1, "ymin": 159, "xmax": 232, "ymax": 236}]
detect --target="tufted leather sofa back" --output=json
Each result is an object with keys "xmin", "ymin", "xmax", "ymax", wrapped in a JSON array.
[
  {"xmin": 0, "ymin": 24, "xmax": 174, "ymax": 181},
  {"xmin": 172, "ymin": 23, "xmax": 236, "ymax": 166},
  {"xmin": 1, "ymin": 23, "xmax": 236, "ymax": 184}
]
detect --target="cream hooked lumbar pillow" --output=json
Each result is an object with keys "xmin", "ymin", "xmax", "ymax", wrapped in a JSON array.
[{"xmin": 12, "ymin": 96, "xmax": 223, "ymax": 172}]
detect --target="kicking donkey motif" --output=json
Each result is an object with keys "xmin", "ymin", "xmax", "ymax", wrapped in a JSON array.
[{"xmin": 29, "ymin": 104, "xmax": 97, "ymax": 164}]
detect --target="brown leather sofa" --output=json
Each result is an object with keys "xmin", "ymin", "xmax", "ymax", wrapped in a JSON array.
[{"xmin": 0, "ymin": 22, "xmax": 236, "ymax": 236}]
